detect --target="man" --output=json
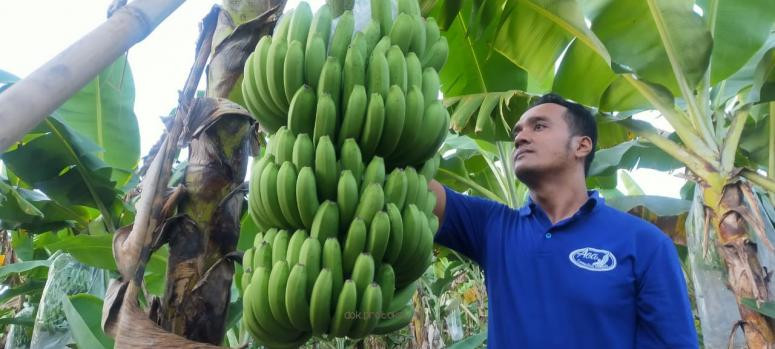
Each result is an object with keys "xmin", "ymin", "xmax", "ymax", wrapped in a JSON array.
[{"xmin": 429, "ymin": 94, "xmax": 698, "ymax": 348}]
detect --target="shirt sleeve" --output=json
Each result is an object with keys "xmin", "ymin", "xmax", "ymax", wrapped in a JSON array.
[
  {"xmin": 635, "ymin": 235, "xmax": 699, "ymax": 348},
  {"xmin": 433, "ymin": 186, "xmax": 500, "ymax": 266}
]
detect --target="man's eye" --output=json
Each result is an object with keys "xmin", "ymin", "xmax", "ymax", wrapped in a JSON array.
[{"xmin": 534, "ymin": 124, "xmax": 545, "ymax": 130}]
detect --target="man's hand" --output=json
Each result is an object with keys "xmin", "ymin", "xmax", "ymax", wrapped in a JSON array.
[{"xmin": 428, "ymin": 179, "xmax": 446, "ymax": 233}]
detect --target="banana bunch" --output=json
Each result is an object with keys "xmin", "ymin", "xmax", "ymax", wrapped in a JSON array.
[
  {"xmin": 241, "ymin": 0, "xmax": 449, "ymax": 168},
  {"xmin": 241, "ymin": 0, "xmax": 449, "ymax": 345}
]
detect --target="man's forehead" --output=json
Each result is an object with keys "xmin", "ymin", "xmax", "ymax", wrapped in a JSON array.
[{"xmin": 517, "ymin": 103, "xmax": 567, "ymax": 125}]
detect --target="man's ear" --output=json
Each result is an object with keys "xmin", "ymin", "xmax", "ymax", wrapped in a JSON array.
[{"xmin": 574, "ymin": 136, "xmax": 593, "ymax": 158}]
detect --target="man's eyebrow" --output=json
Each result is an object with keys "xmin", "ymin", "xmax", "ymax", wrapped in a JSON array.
[{"xmin": 512, "ymin": 115, "xmax": 551, "ymax": 135}]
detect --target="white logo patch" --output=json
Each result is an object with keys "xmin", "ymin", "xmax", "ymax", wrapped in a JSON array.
[{"xmin": 569, "ymin": 247, "xmax": 617, "ymax": 271}]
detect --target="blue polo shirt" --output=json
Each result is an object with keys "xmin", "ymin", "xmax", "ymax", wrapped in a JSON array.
[{"xmin": 435, "ymin": 186, "xmax": 698, "ymax": 348}]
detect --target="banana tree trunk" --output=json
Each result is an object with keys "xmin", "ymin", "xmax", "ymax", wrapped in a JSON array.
[
  {"xmin": 154, "ymin": 98, "xmax": 252, "ymax": 344},
  {"xmin": 153, "ymin": 3, "xmax": 281, "ymax": 344},
  {"xmin": 701, "ymin": 180, "xmax": 775, "ymax": 347}
]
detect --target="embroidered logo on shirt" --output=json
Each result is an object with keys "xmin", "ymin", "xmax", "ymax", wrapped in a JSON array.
[{"xmin": 569, "ymin": 247, "xmax": 617, "ymax": 271}]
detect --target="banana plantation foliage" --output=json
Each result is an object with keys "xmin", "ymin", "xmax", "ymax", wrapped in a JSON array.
[{"xmin": 0, "ymin": 0, "xmax": 774, "ymax": 348}]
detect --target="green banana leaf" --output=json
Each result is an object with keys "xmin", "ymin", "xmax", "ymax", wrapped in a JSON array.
[{"xmin": 57, "ymin": 54, "xmax": 139, "ymax": 178}]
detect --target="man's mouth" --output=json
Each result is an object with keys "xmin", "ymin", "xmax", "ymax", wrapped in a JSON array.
[{"xmin": 515, "ymin": 149, "xmax": 533, "ymax": 159}]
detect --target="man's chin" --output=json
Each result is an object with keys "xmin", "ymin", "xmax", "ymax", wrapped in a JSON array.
[{"xmin": 514, "ymin": 165, "xmax": 541, "ymax": 185}]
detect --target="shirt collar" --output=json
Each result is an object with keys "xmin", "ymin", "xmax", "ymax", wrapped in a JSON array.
[{"xmin": 518, "ymin": 190, "xmax": 604, "ymax": 217}]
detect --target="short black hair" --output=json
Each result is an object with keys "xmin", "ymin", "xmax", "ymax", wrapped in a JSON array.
[{"xmin": 524, "ymin": 93, "xmax": 597, "ymax": 176}]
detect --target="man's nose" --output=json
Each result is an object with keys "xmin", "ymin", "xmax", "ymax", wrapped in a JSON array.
[{"xmin": 514, "ymin": 130, "xmax": 530, "ymax": 147}]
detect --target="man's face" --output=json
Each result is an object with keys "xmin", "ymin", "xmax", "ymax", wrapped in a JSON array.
[{"xmin": 512, "ymin": 103, "xmax": 575, "ymax": 182}]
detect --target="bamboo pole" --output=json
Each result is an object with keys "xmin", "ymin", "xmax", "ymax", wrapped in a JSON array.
[{"xmin": 0, "ymin": 0, "xmax": 185, "ymax": 151}]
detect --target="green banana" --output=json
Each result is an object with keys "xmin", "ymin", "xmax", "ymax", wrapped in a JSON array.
[
  {"xmin": 314, "ymin": 135, "xmax": 338, "ymax": 201},
  {"xmin": 296, "ymin": 166, "xmax": 321, "ymax": 229},
  {"xmin": 253, "ymin": 241, "xmax": 272, "ymax": 274},
  {"xmin": 309, "ymin": 268, "xmax": 333, "ymax": 335},
  {"xmin": 274, "ymin": 127, "xmax": 297, "ymax": 165},
  {"xmin": 414, "ymin": 174, "xmax": 429, "ymax": 212},
  {"xmin": 299, "ymin": 237, "xmax": 322, "ymax": 296},
  {"xmin": 242, "ymin": 52, "xmax": 282, "ymax": 132},
  {"xmin": 387, "ymin": 280, "xmax": 417, "ymax": 313},
  {"xmin": 323, "ymin": 237, "xmax": 344, "ymax": 303},
  {"xmin": 406, "ymin": 101, "xmax": 448, "ymax": 166},
  {"xmin": 398, "ymin": 0, "xmax": 420, "ymax": 15},
  {"xmin": 354, "ymin": 183, "xmax": 385, "ymax": 225},
  {"xmin": 367, "ymin": 51, "xmax": 390, "ymax": 100},
  {"xmin": 419, "ymin": 153, "xmax": 440, "ymax": 180},
  {"xmin": 372, "ymin": 303, "xmax": 412, "ymax": 335},
  {"xmin": 376, "ymin": 263, "xmax": 396, "ymax": 312},
  {"xmin": 310, "ymin": 200, "xmax": 340, "ymax": 243},
  {"xmin": 390, "ymin": 13, "xmax": 414, "ymax": 54},
  {"xmin": 340, "ymin": 138, "xmax": 364, "ymax": 186},
  {"xmin": 243, "ymin": 282, "xmax": 310, "ymax": 347},
  {"xmin": 337, "ymin": 170, "xmax": 359, "ymax": 227},
  {"xmin": 410, "ymin": 15, "xmax": 427, "ymax": 58},
  {"xmin": 376, "ymin": 84, "xmax": 406, "ymax": 157},
  {"xmin": 306, "ymin": 4, "xmax": 331, "ymax": 51},
  {"xmin": 383, "ymin": 203, "xmax": 405, "ymax": 264},
  {"xmin": 267, "ymin": 38, "xmax": 289, "ymax": 109},
  {"xmin": 260, "ymin": 160, "xmax": 291, "ymax": 227},
  {"xmin": 384, "ymin": 168, "xmax": 408, "ymax": 210},
  {"xmin": 250, "ymin": 267, "xmax": 298, "ymax": 336},
  {"xmin": 273, "ymin": 11, "xmax": 293, "ymax": 42},
  {"xmin": 262, "ymin": 228, "xmax": 278, "ymax": 245},
  {"xmin": 286, "ymin": 229, "xmax": 308, "ymax": 266},
  {"xmin": 387, "ymin": 46, "xmax": 407, "ymax": 93},
  {"xmin": 329, "ymin": 10, "xmax": 354, "ymax": 66},
  {"xmin": 243, "ymin": 247, "xmax": 255, "ymax": 275},
  {"xmin": 406, "ymin": 52, "xmax": 423, "ymax": 90},
  {"xmin": 372, "ymin": 36, "xmax": 392, "ymax": 57},
  {"xmin": 424, "ymin": 17, "xmax": 440, "ymax": 55},
  {"xmin": 277, "ymin": 163, "xmax": 305, "ymax": 228},
  {"xmin": 305, "ymin": 35, "xmax": 327, "ymax": 90},
  {"xmin": 268, "ymin": 260, "xmax": 295, "ymax": 329},
  {"xmin": 283, "ymin": 40, "xmax": 305, "ymax": 104},
  {"xmin": 272, "ymin": 230, "xmax": 290, "ymax": 266},
  {"xmin": 367, "ymin": 211, "xmax": 391, "ymax": 263},
  {"xmin": 351, "ymin": 253, "xmax": 375, "ymax": 296},
  {"xmin": 422, "ymin": 36, "xmax": 448, "ymax": 72},
  {"xmin": 343, "ymin": 47, "xmax": 365, "ymax": 106},
  {"xmin": 351, "ymin": 32, "xmax": 368, "ymax": 67},
  {"xmin": 313, "ymin": 93, "xmax": 338, "ymax": 147},
  {"xmin": 343, "ymin": 218, "xmax": 367, "ymax": 276},
  {"xmin": 349, "ymin": 283, "xmax": 383, "ymax": 338},
  {"xmin": 397, "ymin": 215, "xmax": 433, "ymax": 286},
  {"xmin": 329, "ymin": 279, "xmax": 357, "ymax": 337},
  {"xmin": 337, "ymin": 84, "xmax": 367, "ymax": 147},
  {"xmin": 429, "ymin": 214, "xmax": 439, "ymax": 234},
  {"xmin": 370, "ymin": 0, "xmax": 392, "ymax": 34},
  {"xmin": 287, "ymin": 85, "xmax": 316, "ymax": 136},
  {"xmin": 292, "ymin": 133, "xmax": 314, "ymax": 170},
  {"xmin": 285, "ymin": 263, "xmax": 312, "ymax": 331},
  {"xmin": 359, "ymin": 93, "xmax": 385, "ymax": 161},
  {"xmin": 361, "ymin": 156, "xmax": 386, "ymax": 191},
  {"xmin": 362, "ymin": 20, "xmax": 381, "ymax": 57},
  {"xmin": 252, "ymin": 36, "xmax": 286, "ymax": 122},
  {"xmin": 395, "ymin": 204, "xmax": 422, "ymax": 270},
  {"xmin": 421, "ymin": 67, "xmax": 440, "ymax": 109},
  {"xmin": 316, "ymin": 57, "xmax": 342, "ymax": 114},
  {"xmin": 404, "ymin": 167, "xmax": 419, "ymax": 208},
  {"xmin": 288, "ymin": 2, "xmax": 312, "ymax": 44},
  {"xmin": 388, "ymin": 85, "xmax": 423, "ymax": 163}
]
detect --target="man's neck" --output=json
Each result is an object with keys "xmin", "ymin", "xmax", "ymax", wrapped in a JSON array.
[{"xmin": 528, "ymin": 172, "xmax": 590, "ymax": 225}]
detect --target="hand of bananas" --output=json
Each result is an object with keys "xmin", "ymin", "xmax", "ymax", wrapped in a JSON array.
[{"xmin": 241, "ymin": 0, "xmax": 448, "ymax": 346}]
